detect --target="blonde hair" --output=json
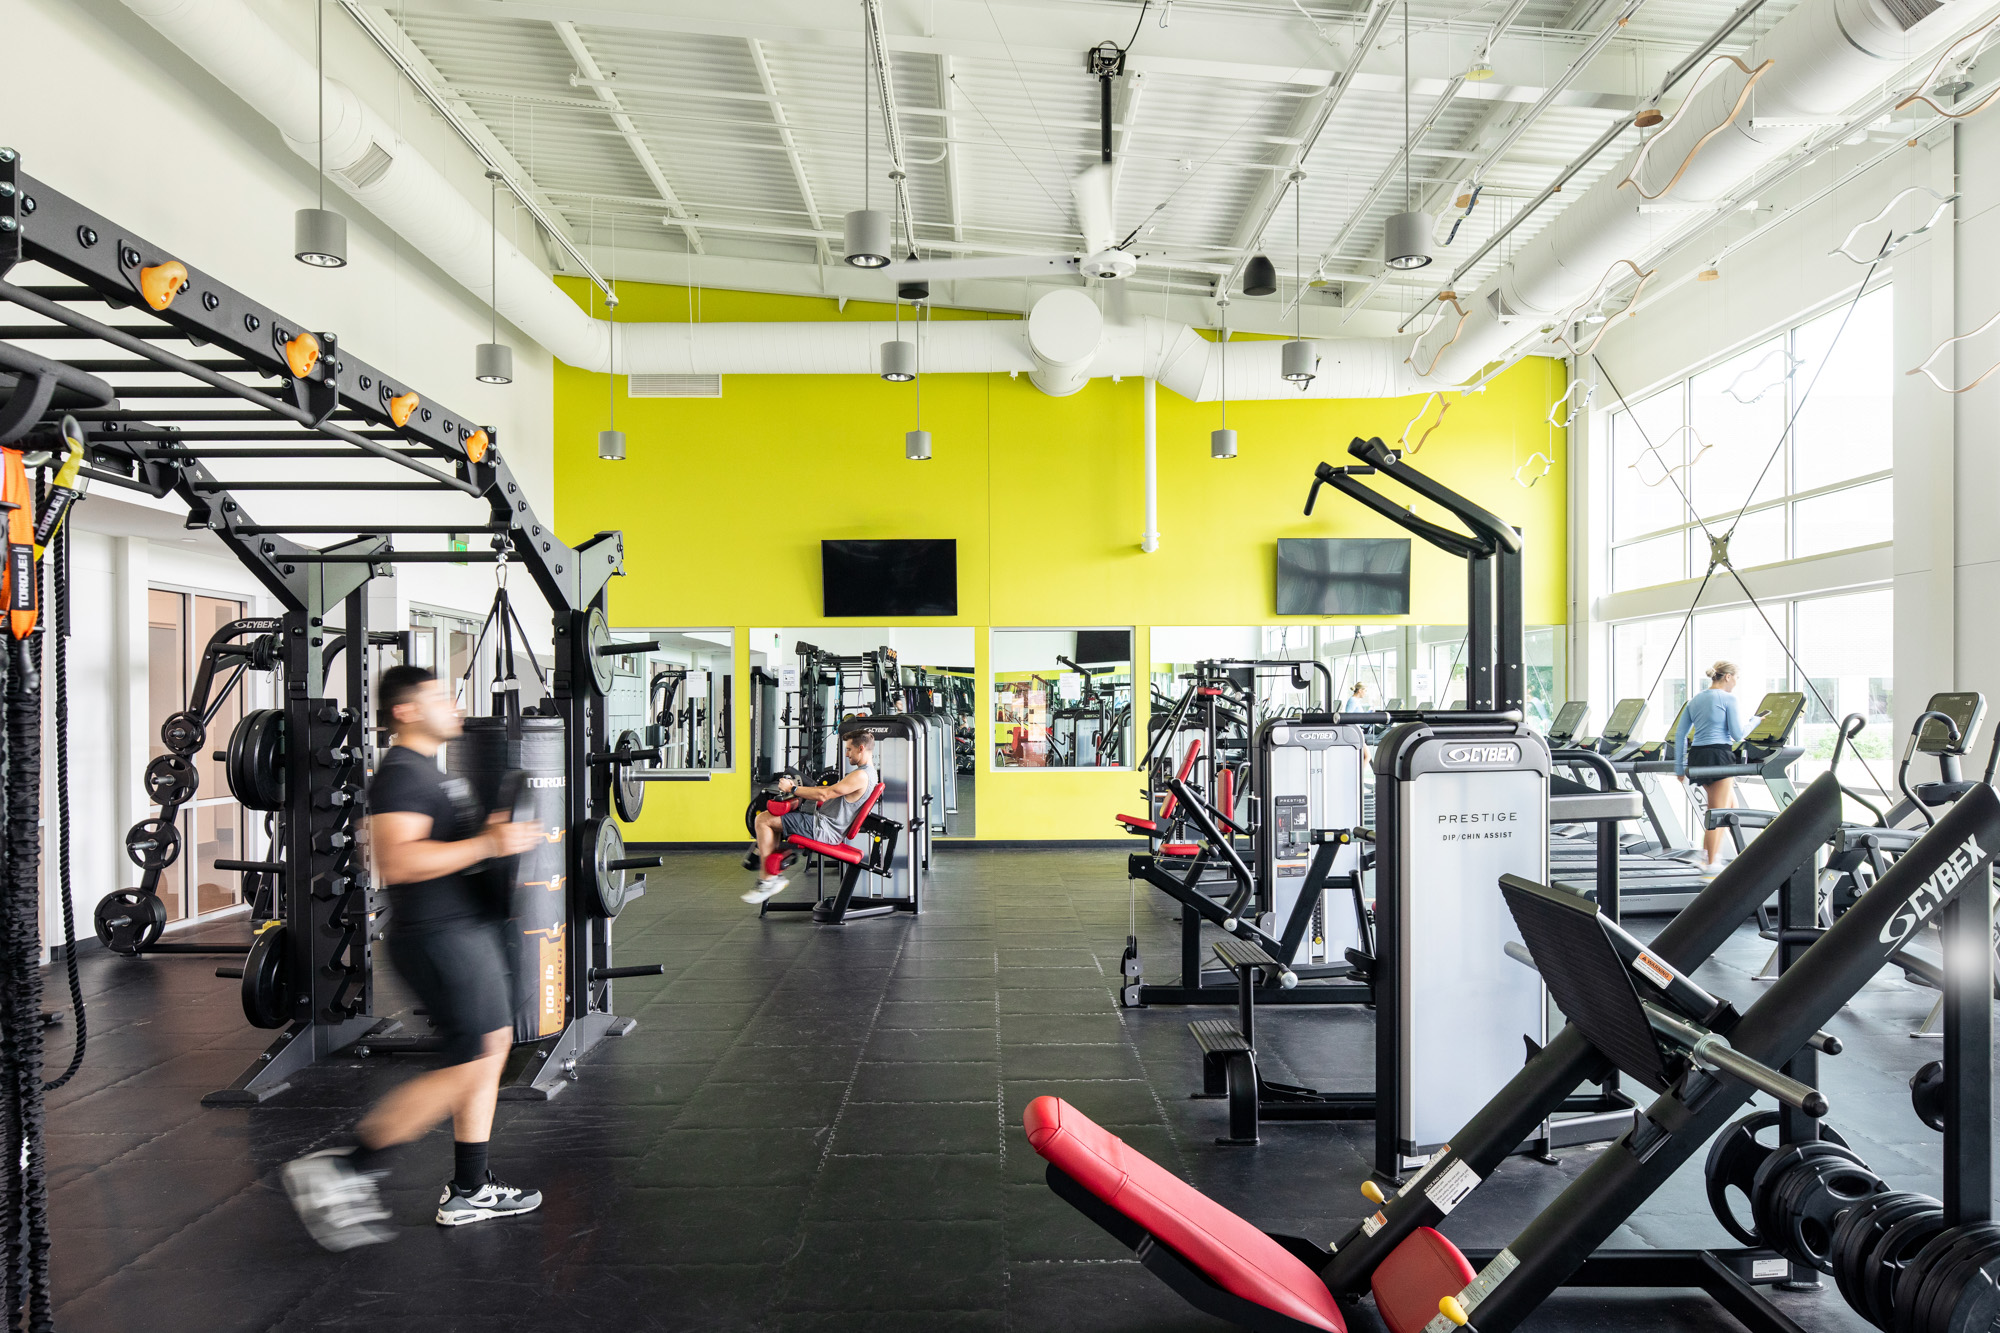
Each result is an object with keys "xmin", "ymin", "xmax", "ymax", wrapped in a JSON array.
[{"xmin": 1706, "ymin": 660, "xmax": 1737, "ymax": 684}]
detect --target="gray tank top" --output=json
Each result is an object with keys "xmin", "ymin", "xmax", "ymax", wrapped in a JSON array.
[{"xmin": 827, "ymin": 762, "xmax": 879, "ymax": 834}]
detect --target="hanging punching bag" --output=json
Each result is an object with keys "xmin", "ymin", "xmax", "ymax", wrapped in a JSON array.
[{"xmin": 448, "ymin": 716, "xmax": 568, "ymax": 1043}]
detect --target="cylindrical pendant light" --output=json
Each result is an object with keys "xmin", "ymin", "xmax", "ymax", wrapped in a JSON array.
[
  {"xmin": 1384, "ymin": 3, "xmax": 1433, "ymax": 272},
  {"xmin": 844, "ymin": 209, "xmax": 891, "ymax": 268},
  {"xmin": 1282, "ymin": 171, "xmax": 1316, "ymax": 386},
  {"xmin": 880, "ymin": 339, "xmax": 916, "ymax": 380},
  {"xmin": 1212, "ymin": 306, "xmax": 1235, "ymax": 459},
  {"xmin": 881, "ymin": 301, "xmax": 916, "ymax": 379},
  {"xmin": 475, "ymin": 171, "xmax": 512, "ymax": 383},
  {"xmin": 905, "ymin": 302, "xmax": 932, "ymax": 459},
  {"xmin": 599, "ymin": 288, "xmax": 624, "ymax": 460},
  {"xmin": 906, "ymin": 430, "xmax": 932, "ymax": 461},
  {"xmin": 476, "ymin": 342, "xmax": 514, "ymax": 385},
  {"xmin": 295, "ymin": 0, "xmax": 347, "ymax": 268},
  {"xmin": 844, "ymin": 11, "xmax": 891, "ymax": 268}
]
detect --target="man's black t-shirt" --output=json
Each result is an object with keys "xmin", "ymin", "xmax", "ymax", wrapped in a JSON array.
[{"xmin": 369, "ymin": 744, "xmax": 490, "ymax": 931}]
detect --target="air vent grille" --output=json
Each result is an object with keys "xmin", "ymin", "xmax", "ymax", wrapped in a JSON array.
[
  {"xmin": 332, "ymin": 141, "xmax": 395, "ymax": 190},
  {"xmin": 1880, "ymin": 0, "xmax": 1940, "ymax": 29},
  {"xmin": 627, "ymin": 374, "xmax": 723, "ymax": 398}
]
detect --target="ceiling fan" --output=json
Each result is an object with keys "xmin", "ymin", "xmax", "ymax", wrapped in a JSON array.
[{"xmin": 890, "ymin": 43, "xmax": 1141, "ymax": 286}]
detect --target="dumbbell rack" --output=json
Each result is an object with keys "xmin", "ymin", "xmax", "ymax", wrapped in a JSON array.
[{"xmin": 0, "ymin": 150, "xmax": 655, "ymax": 1103}]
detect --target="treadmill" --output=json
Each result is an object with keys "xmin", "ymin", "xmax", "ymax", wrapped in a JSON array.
[
  {"xmin": 1597, "ymin": 691, "xmax": 1809, "ymax": 914},
  {"xmin": 1550, "ymin": 698, "xmax": 1711, "ymax": 907}
]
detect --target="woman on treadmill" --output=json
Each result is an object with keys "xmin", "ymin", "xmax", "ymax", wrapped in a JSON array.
[{"xmin": 1673, "ymin": 660, "xmax": 1763, "ymax": 874}]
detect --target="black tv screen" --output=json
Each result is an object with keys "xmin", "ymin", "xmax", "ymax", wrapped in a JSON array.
[
  {"xmin": 1275, "ymin": 538, "xmax": 1411, "ymax": 615},
  {"xmin": 1072, "ymin": 630, "xmax": 1131, "ymax": 665},
  {"xmin": 822, "ymin": 540, "xmax": 958, "ymax": 617}
]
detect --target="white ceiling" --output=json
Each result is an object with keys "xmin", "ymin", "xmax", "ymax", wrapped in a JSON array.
[{"xmin": 362, "ymin": 0, "xmax": 1808, "ymax": 321}]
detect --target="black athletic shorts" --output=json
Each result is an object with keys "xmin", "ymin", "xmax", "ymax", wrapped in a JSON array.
[
  {"xmin": 1685, "ymin": 743, "xmax": 1737, "ymax": 775},
  {"xmin": 385, "ymin": 919, "xmax": 513, "ymax": 1066}
]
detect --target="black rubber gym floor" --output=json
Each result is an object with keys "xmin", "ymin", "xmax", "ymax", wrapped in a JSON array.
[{"xmin": 44, "ymin": 848, "xmax": 1979, "ymax": 1331}]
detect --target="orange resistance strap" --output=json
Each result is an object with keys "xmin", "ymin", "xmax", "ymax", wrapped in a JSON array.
[{"xmin": 2, "ymin": 450, "xmax": 37, "ymax": 641}]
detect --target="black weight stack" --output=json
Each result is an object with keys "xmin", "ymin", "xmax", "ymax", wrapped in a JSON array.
[{"xmin": 449, "ymin": 715, "xmax": 568, "ymax": 1044}]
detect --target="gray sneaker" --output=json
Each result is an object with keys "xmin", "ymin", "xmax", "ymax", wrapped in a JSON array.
[
  {"xmin": 281, "ymin": 1148, "xmax": 394, "ymax": 1251},
  {"xmin": 742, "ymin": 875, "xmax": 789, "ymax": 904},
  {"xmin": 437, "ymin": 1172, "xmax": 543, "ymax": 1226}
]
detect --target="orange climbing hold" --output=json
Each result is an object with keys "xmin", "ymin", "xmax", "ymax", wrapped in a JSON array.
[{"xmin": 138, "ymin": 261, "xmax": 188, "ymax": 312}]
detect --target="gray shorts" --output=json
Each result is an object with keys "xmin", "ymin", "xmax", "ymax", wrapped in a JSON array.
[{"xmin": 781, "ymin": 809, "xmax": 843, "ymax": 844}]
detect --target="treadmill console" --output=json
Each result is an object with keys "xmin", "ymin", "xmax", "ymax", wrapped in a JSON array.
[
  {"xmin": 1631, "ymin": 700, "xmax": 1689, "ymax": 762},
  {"xmin": 1545, "ymin": 701, "xmax": 1587, "ymax": 748},
  {"xmin": 1743, "ymin": 692, "xmax": 1805, "ymax": 747},
  {"xmin": 1597, "ymin": 697, "xmax": 1649, "ymax": 749},
  {"xmin": 1917, "ymin": 692, "xmax": 1986, "ymax": 754}
]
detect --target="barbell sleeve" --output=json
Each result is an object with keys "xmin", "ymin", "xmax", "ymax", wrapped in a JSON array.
[
  {"xmin": 597, "ymin": 639, "xmax": 662, "ymax": 657},
  {"xmin": 214, "ymin": 859, "xmax": 284, "ymax": 874},
  {"xmin": 589, "ymin": 964, "xmax": 666, "ymax": 981},
  {"xmin": 608, "ymin": 856, "xmax": 662, "ymax": 871},
  {"xmin": 1642, "ymin": 1002, "xmax": 1828, "ymax": 1117}
]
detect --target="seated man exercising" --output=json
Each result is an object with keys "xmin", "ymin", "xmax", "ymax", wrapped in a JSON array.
[{"xmin": 743, "ymin": 730, "xmax": 878, "ymax": 903}]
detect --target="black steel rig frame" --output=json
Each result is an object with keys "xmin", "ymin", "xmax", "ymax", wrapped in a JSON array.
[{"xmin": 0, "ymin": 148, "xmax": 654, "ymax": 1103}]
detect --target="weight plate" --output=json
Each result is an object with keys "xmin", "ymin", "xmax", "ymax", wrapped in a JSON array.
[
  {"xmin": 1706, "ymin": 1112, "xmax": 1850, "ymax": 1246},
  {"xmin": 587, "ymin": 816, "xmax": 631, "ymax": 918},
  {"xmin": 1863, "ymin": 1205, "xmax": 1946, "ymax": 1331},
  {"xmin": 1896, "ymin": 1224, "xmax": 1997, "ymax": 1333},
  {"xmin": 241, "ymin": 920, "xmax": 291, "ymax": 1029},
  {"xmin": 124, "ymin": 817, "xmax": 181, "ymax": 871},
  {"xmin": 142, "ymin": 753, "xmax": 198, "ymax": 807},
  {"xmin": 160, "ymin": 709, "xmax": 205, "ymax": 755},
  {"xmin": 1833, "ymin": 1192, "xmax": 1934, "ymax": 1314},
  {"xmin": 1916, "ymin": 1226, "xmax": 2000, "ymax": 1333},
  {"xmin": 1940, "ymin": 1245, "xmax": 2000, "ymax": 1333},
  {"xmin": 1751, "ymin": 1139, "xmax": 1862, "ymax": 1255},
  {"xmin": 92, "ymin": 889, "xmax": 166, "ymax": 954},
  {"xmin": 226, "ymin": 709, "xmax": 285, "ymax": 811},
  {"xmin": 612, "ymin": 729, "xmax": 646, "ymax": 823},
  {"xmin": 585, "ymin": 606, "xmax": 615, "ymax": 695},
  {"xmin": 1776, "ymin": 1154, "xmax": 1884, "ymax": 1273},
  {"xmin": 1911, "ymin": 1060, "xmax": 1948, "ymax": 1133},
  {"xmin": 1923, "ymin": 1233, "xmax": 2000, "ymax": 1333}
]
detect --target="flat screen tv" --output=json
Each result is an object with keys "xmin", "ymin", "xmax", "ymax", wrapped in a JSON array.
[
  {"xmin": 1275, "ymin": 538, "xmax": 1411, "ymax": 616},
  {"xmin": 822, "ymin": 540, "xmax": 958, "ymax": 617},
  {"xmin": 1072, "ymin": 630, "xmax": 1132, "ymax": 665}
]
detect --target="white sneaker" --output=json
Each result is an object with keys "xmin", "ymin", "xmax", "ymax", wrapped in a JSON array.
[
  {"xmin": 281, "ymin": 1148, "xmax": 394, "ymax": 1252},
  {"xmin": 742, "ymin": 876, "xmax": 790, "ymax": 904},
  {"xmin": 436, "ymin": 1172, "xmax": 542, "ymax": 1226}
]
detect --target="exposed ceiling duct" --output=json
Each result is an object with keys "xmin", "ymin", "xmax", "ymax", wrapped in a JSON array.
[{"xmin": 122, "ymin": 0, "xmax": 1990, "ymax": 401}]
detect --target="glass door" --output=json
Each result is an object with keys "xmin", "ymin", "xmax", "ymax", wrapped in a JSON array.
[{"xmin": 146, "ymin": 589, "xmax": 263, "ymax": 922}]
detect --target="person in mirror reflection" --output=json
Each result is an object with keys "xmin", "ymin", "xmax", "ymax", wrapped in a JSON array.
[
  {"xmin": 280, "ymin": 666, "xmax": 544, "ymax": 1252},
  {"xmin": 1673, "ymin": 660, "xmax": 1766, "ymax": 874},
  {"xmin": 1342, "ymin": 682, "xmax": 1372, "ymax": 713},
  {"xmin": 742, "ymin": 731, "xmax": 878, "ymax": 903}
]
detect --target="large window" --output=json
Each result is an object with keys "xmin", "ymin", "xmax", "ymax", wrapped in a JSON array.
[
  {"xmin": 1608, "ymin": 286, "xmax": 1892, "ymax": 592},
  {"xmin": 1608, "ymin": 587, "xmax": 1892, "ymax": 789}
]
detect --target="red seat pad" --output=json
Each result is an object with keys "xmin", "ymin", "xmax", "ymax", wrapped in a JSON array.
[
  {"xmin": 1115, "ymin": 814, "xmax": 1159, "ymax": 831},
  {"xmin": 1160, "ymin": 843, "xmax": 1201, "ymax": 857},
  {"xmin": 788, "ymin": 835, "xmax": 864, "ymax": 865},
  {"xmin": 1371, "ymin": 1227, "xmax": 1475, "ymax": 1333},
  {"xmin": 1023, "ymin": 1097, "xmax": 1345, "ymax": 1333}
]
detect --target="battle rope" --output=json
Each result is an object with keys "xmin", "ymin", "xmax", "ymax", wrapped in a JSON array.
[
  {"xmin": 42, "ymin": 519, "xmax": 83, "ymax": 1093},
  {"xmin": 0, "ymin": 441, "xmax": 51, "ymax": 1329}
]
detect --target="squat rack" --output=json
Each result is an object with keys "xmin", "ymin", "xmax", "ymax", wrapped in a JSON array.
[{"xmin": 0, "ymin": 148, "xmax": 659, "ymax": 1103}]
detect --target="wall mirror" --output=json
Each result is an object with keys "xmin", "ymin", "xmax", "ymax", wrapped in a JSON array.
[
  {"xmin": 608, "ymin": 628, "xmax": 735, "ymax": 771},
  {"xmin": 992, "ymin": 628, "xmax": 1134, "ymax": 770},
  {"xmin": 750, "ymin": 628, "xmax": 974, "ymax": 837}
]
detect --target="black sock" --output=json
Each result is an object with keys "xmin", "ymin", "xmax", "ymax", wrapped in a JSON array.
[
  {"xmin": 346, "ymin": 1133, "xmax": 396, "ymax": 1178},
  {"xmin": 454, "ymin": 1140, "xmax": 489, "ymax": 1193}
]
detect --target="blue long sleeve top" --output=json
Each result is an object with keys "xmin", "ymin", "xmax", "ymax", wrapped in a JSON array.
[{"xmin": 1673, "ymin": 688, "xmax": 1748, "ymax": 775}]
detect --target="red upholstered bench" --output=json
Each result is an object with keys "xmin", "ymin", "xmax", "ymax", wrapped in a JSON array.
[
  {"xmin": 1023, "ymin": 1095, "xmax": 1347, "ymax": 1333},
  {"xmin": 1371, "ymin": 1227, "xmax": 1475, "ymax": 1333},
  {"xmin": 1116, "ymin": 736, "xmax": 1203, "ymax": 837},
  {"xmin": 784, "ymin": 783, "xmax": 883, "ymax": 865}
]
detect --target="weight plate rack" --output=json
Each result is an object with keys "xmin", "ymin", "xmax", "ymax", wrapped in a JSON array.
[{"xmin": 0, "ymin": 147, "xmax": 653, "ymax": 1102}]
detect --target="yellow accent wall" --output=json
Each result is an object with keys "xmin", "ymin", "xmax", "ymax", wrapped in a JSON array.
[{"xmin": 551, "ymin": 280, "xmax": 1569, "ymax": 842}]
